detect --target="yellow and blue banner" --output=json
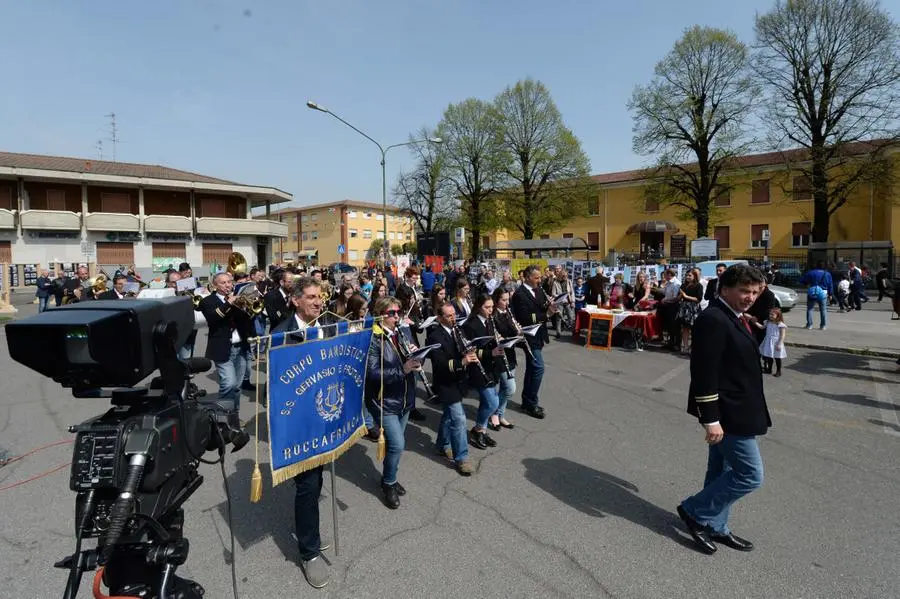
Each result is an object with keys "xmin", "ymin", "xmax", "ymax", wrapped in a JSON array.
[{"xmin": 266, "ymin": 326, "xmax": 372, "ymax": 485}]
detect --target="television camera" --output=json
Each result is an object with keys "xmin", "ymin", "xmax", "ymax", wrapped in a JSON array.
[{"xmin": 5, "ymin": 296, "xmax": 249, "ymax": 598}]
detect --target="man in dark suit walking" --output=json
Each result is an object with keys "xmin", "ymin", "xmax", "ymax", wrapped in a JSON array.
[
  {"xmin": 678, "ymin": 263, "xmax": 770, "ymax": 555},
  {"xmin": 271, "ymin": 276, "xmax": 335, "ymax": 590},
  {"xmin": 511, "ymin": 264, "xmax": 556, "ymax": 419},
  {"xmin": 703, "ymin": 262, "xmax": 727, "ymax": 302},
  {"xmin": 264, "ymin": 269, "xmax": 293, "ymax": 331}
]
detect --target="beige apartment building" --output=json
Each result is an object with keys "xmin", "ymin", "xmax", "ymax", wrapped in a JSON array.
[{"xmin": 268, "ymin": 200, "xmax": 415, "ymax": 267}]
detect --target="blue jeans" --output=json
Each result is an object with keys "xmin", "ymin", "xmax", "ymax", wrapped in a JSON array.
[
  {"xmin": 436, "ymin": 401, "xmax": 469, "ymax": 464},
  {"xmin": 216, "ymin": 344, "xmax": 249, "ymax": 410},
  {"xmin": 680, "ymin": 435, "xmax": 764, "ymax": 535},
  {"xmin": 475, "ymin": 385, "xmax": 500, "ymax": 429},
  {"xmin": 495, "ymin": 369, "xmax": 516, "ymax": 418},
  {"xmin": 521, "ymin": 347, "xmax": 544, "ymax": 410},
  {"xmin": 379, "ymin": 410, "xmax": 409, "ymax": 485},
  {"xmin": 806, "ymin": 296, "xmax": 827, "ymax": 328},
  {"xmin": 37, "ymin": 296, "xmax": 49, "ymax": 312}
]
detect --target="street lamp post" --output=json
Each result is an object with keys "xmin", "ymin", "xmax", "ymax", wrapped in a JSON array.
[{"xmin": 306, "ymin": 101, "xmax": 441, "ymax": 265}]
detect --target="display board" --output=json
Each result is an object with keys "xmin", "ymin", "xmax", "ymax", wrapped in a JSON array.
[
  {"xmin": 23, "ymin": 264, "xmax": 38, "ymax": 286},
  {"xmin": 8, "ymin": 265, "xmax": 19, "ymax": 287},
  {"xmin": 586, "ymin": 314, "xmax": 613, "ymax": 351}
]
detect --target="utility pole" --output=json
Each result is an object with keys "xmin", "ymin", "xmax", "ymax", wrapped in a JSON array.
[{"xmin": 105, "ymin": 112, "xmax": 119, "ymax": 161}]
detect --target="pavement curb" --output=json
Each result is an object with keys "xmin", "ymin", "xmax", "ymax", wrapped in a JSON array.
[{"xmin": 786, "ymin": 341, "xmax": 896, "ymax": 358}]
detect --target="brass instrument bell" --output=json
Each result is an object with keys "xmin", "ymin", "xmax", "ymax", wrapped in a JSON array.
[{"xmin": 227, "ymin": 252, "xmax": 249, "ymax": 277}]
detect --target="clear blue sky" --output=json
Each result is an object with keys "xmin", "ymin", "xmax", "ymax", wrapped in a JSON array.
[{"xmin": 4, "ymin": 0, "xmax": 885, "ymax": 211}]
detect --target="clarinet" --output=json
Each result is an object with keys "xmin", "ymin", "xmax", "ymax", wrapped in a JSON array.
[
  {"xmin": 452, "ymin": 324, "xmax": 491, "ymax": 385},
  {"xmin": 395, "ymin": 327, "xmax": 438, "ymax": 401},
  {"xmin": 490, "ymin": 315, "xmax": 512, "ymax": 378},
  {"xmin": 506, "ymin": 309, "xmax": 536, "ymax": 362}
]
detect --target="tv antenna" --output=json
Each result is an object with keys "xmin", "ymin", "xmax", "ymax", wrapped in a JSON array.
[
  {"xmin": 105, "ymin": 112, "xmax": 119, "ymax": 161},
  {"xmin": 95, "ymin": 139, "xmax": 103, "ymax": 160}
]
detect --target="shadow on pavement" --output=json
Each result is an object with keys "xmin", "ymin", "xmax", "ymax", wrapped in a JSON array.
[
  {"xmin": 806, "ymin": 389, "xmax": 900, "ymax": 413},
  {"xmin": 791, "ymin": 350, "xmax": 898, "ymax": 385},
  {"xmin": 869, "ymin": 418, "xmax": 900, "ymax": 432},
  {"xmin": 522, "ymin": 457, "xmax": 695, "ymax": 550}
]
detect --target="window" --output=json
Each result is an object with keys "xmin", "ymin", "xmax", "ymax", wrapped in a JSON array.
[
  {"xmin": 751, "ymin": 179, "xmax": 770, "ymax": 204},
  {"xmin": 792, "ymin": 222, "xmax": 811, "ymax": 247},
  {"xmin": 96, "ymin": 242, "xmax": 135, "ymax": 265},
  {"xmin": 562, "ymin": 233, "xmax": 574, "ymax": 239},
  {"xmin": 349, "ymin": 228, "xmax": 358, "ymax": 238},
  {"xmin": 0, "ymin": 187, "xmax": 13, "ymax": 210},
  {"xmin": 714, "ymin": 189, "xmax": 731, "ymax": 207},
  {"xmin": 151, "ymin": 242, "xmax": 186, "ymax": 259},
  {"xmin": 100, "ymin": 192, "xmax": 130, "ymax": 213},
  {"xmin": 540, "ymin": 234, "xmax": 550, "ymax": 240},
  {"xmin": 377, "ymin": 213, "xmax": 384, "ymax": 221},
  {"xmin": 363, "ymin": 212, "xmax": 372, "ymax": 219},
  {"xmin": 47, "ymin": 189, "xmax": 66, "ymax": 211},
  {"xmin": 406, "ymin": 232, "xmax": 411, "ymax": 240},
  {"xmin": 751, "ymin": 224, "xmax": 769, "ymax": 248},
  {"xmin": 291, "ymin": 232, "xmax": 298, "ymax": 241},
  {"xmin": 387, "ymin": 231, "xmax": 394, "ymax": 240},
  {"xmin": 376, "ymin": 231, "xmax": 384, "ymax": 239},
  {"xmin": 645, "ymin": 197, "xmax": 660, "ymax": 213},
  {"xmin": 348, "ymin": 210, "xmax": 357, "ymax": 218},
  {"xmin": 310, "ymin": 213, "xmax": 317, "ymax": 221},
  {"xmin": 302, "ymin": 232, "xmax": 308, "ymax": 241},
  {"xmin": 587, "ymin": 231, "xmax": 599, "ymax": 251},
  {"xmin": 302, "ymin": 214, "xmax": 308, "ymax": 222},
  {"xmin": 202, "ymin": 243, "xmax": 232, "ymax": 266},
  {"xmin": 714, "ymin": 226, "xmax": 730, "ymax": 249},
  {"xmin": 481, "ymin": 235, "xmax": 490, "ymax": 248},
  {"xmin": 0, "ymin": 240, "xmax": 12, "ymax": 263},
  {"xmin": 349, "ymin": 250, "xmax": 359, "ymax": 260},
  {"xmin": 792, "ymin": 175, "xmax": 812, "ymax": 201},
  {"xmin": 363, "ymin": 229, "xmax": 372, "ymax": 239},
  {"xmin": 312, "ymin": 231, "xmax": 318, "ymax": 240},
  {"xmin": 588, "ymin": 195, "xmax": 599, "ymax": 216}
]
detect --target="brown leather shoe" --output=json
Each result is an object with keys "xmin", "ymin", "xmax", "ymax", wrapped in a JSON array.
[{"xmin": 456, "ymin": 460, "xmax": 474, "ymax": 476}]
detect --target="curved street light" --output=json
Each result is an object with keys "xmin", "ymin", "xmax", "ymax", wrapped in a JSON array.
[{"xmin": 307, "ymin": 100, "xmax": 441, "ymax": 264}]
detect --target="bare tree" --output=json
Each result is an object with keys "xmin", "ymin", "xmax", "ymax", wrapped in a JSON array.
[
  {"xmin": 494, "ymin": 78, "xmax": 592, "ymax": 240},
  {"xmin": 439, "ymin": 98, "xmax": 504, "ymax": 259},
  {"xmin": 392, "ymin": 127, "xmax": 456, "ymax": 233},
  {"xmin": 754, "ymin": 0, "xmax": 900, "ymax": 242},
  {"xmin": 629, "ymin": 26, "xmax": 758, "ymax": 237}
]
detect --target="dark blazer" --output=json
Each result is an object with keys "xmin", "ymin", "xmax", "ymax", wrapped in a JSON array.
[
  {"xmin": 425, "ymin": 325, "xmax": 468, "ymax": 405},
  {"xmin": 200, "ymin": 293, "xmax": 253, "ymax": 363},
  {"xmin": 264, "ymin": 288, "xmax": 291, "ymax": 330},
  {"xmin": 35, "ymin": 276, "xmax": 53, "ymax": 299},
  {"xmin": 461, "ymin": 315, "xmax": 498, "ymax": 388},
  {"xmin": 492, "ymin": 310, "xmax": 519, "ymax": 370},
  {"xmin": 63, "ymin": 278, "xmax": 92, "ymax": 303},
  {"xmin": 747, "ymin": 287, "xmax": 777, "ymax": 343},
  {"xmin": 703, "ymin": 277, "xmax": 720, "ymax": 302},
  {"xmin": 585, "ymin": 273, "xmax": 607, "ymax": 306},
  {"xmin": 450, "ymin": 297, "xmax": 471, "ymax": 321},
  {"xmin": 272, "ymin": 312, "xmax": 336, "ymax": 341},
  {"xmin": 511, "ymin": 284, "xmax": 550, "ymax": 349},
  {"xmin": 97, "ymin": 290, "xmax": 123, "ymax": 300},
  {"xmin": 364, "ymin": 325, "xmax": 416, "ymax": 417},
  {"xmin": 687, "ymin": 299, "xmax": 772, "ymax": 437},
  {"xmin": 395, "ymin": 282, "xmax": 422, "ymax": 324}
]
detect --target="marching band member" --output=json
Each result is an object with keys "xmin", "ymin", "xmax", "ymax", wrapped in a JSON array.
[
  {"xmin": 199, "ymin": 272, "xmax": 253, "ymax": 411},
  {"xmin": 395, "ymin": 266, "xmax": 427, "ymax": 421},
  {"xmin": 62, "ymin": 266, "xmax": 92, "ymax": 304},
  {"xmin": 96, "ymin": 274, "xmax": 128, "ymax": 299},
  {"xmin": 450, "ymin": 279, "xmax": 472, "ymax": 320},
  {"xmin": 426, "ymin": 302, "xmax": 479, "ymax": 476},
  {"xmin": 264, "ymin": 269, "xmax": 294, "ymax": 330},
  {"xmin": 462, "ymin": 293, "xmax": 503, "ymax": 450},
  {"xmin": 365, "ymin": 297, "xmax": 422, "ymax": 509},
  {"xmin": 271, "ymin": 276, "xmax": 334, "ymax": 589},
  {"xmin": 511, "ymin": 264, "xmax": 555, "ymax": 420},
  {"xmin": 490, "ymin": 287, "xmax": 518, "ymax": 431}
]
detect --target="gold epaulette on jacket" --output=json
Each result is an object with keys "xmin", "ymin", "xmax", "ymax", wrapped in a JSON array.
[
  {"xmin": 695, "ymin": 394, "xmax": 719, "ymax": 403},
  {"xmin": 448, "ymin": 359, "xmax": 454, "ymax": 371}
]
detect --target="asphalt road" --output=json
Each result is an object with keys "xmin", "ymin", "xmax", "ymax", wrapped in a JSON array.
[{"xmin": 1, "ymin": 312, "xmax": 898, "ymax": 599}]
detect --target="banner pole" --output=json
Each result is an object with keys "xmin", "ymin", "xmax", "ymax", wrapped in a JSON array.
[{"xmin": 330, "ymin": 460, "xmax": 340, "ymax": 556}]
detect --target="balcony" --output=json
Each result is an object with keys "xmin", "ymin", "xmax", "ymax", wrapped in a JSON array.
[
  {"xmin": 84, "ymin": 212, "xmax": 141, "ymax": 232},
  {"xmin": 0, "ymin": 209, "xmax": 15, "ymax": 229},
  {"xmin": 196, "ymin": 217, "xmax": 288, "ymax": 238},
  {"xmin": 20, "ymin": 209, "xmax": 82, "ymax": 231},
  {"xmin": 144, "ymin": 214, "xmax": 193, "ymax": 234}
]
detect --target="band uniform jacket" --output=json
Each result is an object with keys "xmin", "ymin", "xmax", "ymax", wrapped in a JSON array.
[
  {"xmin": 272, "ymin": 312, "xmax": 336, "ymax": 342},
  {"xmin": 96, "ymin": 289, "xmax": 124, "ymax": 300},
  {"xmin": 687, "ymin": 299, "xmax": 772, "ymax": 437},
  {"xmin": 394, "ymin": 282, "xmax": 422, "ymax": 325},
  {"xmin": 511, "ymin": 284, "xmax": 550, "ymax": 349},
  {"xmin": 63, "ymin": 278, "xmax": 93, "ymax": 303},
  {"xmin": 492, "ymin": 310, "xmax": 519, "ymax": 370},
  {"xmin": 264, "ymin": 288, "xmax": 291, "ymax": 330},
  {"xmin": 199, "ymin": 294, "xmax": 254, "ymax": 363},
  {"xmin": 461, "ymin": 315, "xmax": 498, "ymax": 388},
  {"xmin": 425, "ymin": 325, "xmax": 468, "ymax": 406}
]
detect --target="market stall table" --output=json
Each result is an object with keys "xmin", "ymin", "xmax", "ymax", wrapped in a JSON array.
[{"xmin": 574, "ymin": 308, "xmax": 661, "ymax": 343}]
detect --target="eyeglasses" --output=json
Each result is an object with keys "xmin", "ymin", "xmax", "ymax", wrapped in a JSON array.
[{"xmin": 385, "ymin": 309, "xmax": 401, "ymax": 317}]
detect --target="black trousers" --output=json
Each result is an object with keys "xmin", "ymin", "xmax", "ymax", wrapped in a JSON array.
[{"xmin": 294, "ymin": 466, "xmax": 324, "ymax": 560}]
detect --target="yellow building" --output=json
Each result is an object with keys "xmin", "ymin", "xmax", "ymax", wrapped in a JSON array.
[
  {"xmin": 490, "ymin": 145, "xmax": 896, "ymax": 265},
  {"xmin": 267, "ymin": 200, "xmax": 415, "ymax": 267}
]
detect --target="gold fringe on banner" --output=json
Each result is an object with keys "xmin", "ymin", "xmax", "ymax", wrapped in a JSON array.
[
  {"xmin": 271, "ymin": 426, "xmax": 368, "ymax": 486},
  {"xmin": 376, "ymin": 326, "xmax": 386, "ymax": 462},
  {"xmin": 250, "ymin": 337, "xmax": 264, "ymax": 503}
]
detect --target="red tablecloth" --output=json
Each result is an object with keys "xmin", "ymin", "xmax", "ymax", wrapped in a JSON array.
[{"xmin": 574, "ymin": 309, "xmax": 661, "ymax": 341}]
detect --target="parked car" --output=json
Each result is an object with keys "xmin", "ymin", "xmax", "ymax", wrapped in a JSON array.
[
  {"xmin": 695, "ymin": 260, "xmax": 795, "ymax": 311},
  {"xmin": 327, "ymin": 262, "xmax": 359, "ymax": 285}
]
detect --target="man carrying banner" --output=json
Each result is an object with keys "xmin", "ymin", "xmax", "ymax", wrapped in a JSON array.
[
  {"xmin": 427, "ymin": 302, "xmax": 479, "ymax": 476},
  {"xmin": 272, "ymin": 276, "xmax": 334, "ymax": 589},
  {"xmin": 365, "ymin": 297, "xmax": 422, "ymax": 509}
]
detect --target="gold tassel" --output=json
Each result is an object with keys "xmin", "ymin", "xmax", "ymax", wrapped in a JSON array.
[
  {"xmin": 250, "ymin": 464, "xmax": 263, "ymax": 503},
  {"xmin": 376, "ymin": 428, "xmax": 386, "ymax": 462}
]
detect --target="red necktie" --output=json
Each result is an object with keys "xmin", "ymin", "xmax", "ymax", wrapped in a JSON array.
[
  {"xmin": 391, "ymin": 333, "xmax": 401, "ymax": 354},
  {"xmin": 741, "ymin": 315, "xmax": 752, "ymax": 333}
]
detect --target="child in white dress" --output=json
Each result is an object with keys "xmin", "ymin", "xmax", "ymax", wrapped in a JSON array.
[{"xmin": 756, "ymin": 307, "xmax": 787, "ymax": 376}]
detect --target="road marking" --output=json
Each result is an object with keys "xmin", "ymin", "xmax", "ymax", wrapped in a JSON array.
[
  {"xmin": 646, "ymin": 361, "xmax": 689, "ymax": 389},
  {"xmin": 868, "ymin": 359, "xmax": 900, "ymax": 437}
]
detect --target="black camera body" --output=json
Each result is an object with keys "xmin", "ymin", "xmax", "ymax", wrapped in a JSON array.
[{"xmin": 4, "ymin": 297, "xmax": 247, "ymax": 599}]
